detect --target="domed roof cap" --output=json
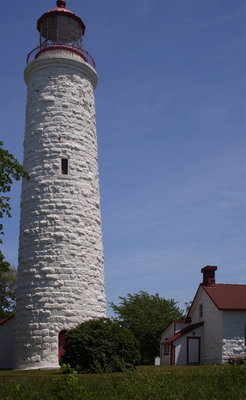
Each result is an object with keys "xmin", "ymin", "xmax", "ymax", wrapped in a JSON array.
[
  {"xmin": 37, "ymin": 0, "xmax": 86, "ymax": 36},
  {"xmin": 57, "ymin": 0, "xmax": 66, "ymax": 6}
]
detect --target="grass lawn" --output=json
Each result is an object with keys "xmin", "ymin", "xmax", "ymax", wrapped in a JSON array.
[{"xmin": 0, "ymin": 364, "xmax": 245, "ymax": 400}]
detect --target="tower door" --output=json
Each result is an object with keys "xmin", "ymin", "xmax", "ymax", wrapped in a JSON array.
[
  {"xmin": 187, "ymin": 337, "xmax": 200, "ymax": 364},
  {"xmin": 58, "ymin": 330, "xmax": 67, "ymax": 362}
]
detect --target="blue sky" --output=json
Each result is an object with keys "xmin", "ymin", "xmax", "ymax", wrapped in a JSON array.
[{"xmin": 0, "ymin": 0, "xmax": 245, "ymax": 316}]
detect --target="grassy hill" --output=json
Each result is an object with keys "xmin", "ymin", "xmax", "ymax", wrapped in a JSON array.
[{"xmin": 0, "ymin": 364, "xmax": 245, "ymax": 400}]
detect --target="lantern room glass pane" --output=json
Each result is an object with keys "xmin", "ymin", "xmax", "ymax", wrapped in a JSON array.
[{"xmin": 40, "ymin": 15, "xmax": 82, "ymax": 45}]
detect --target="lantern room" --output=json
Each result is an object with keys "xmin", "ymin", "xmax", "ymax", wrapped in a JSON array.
[
  {"xmin": 37, "ymin": 0, "xmax": 85, "ymax": 48},
  {"xmin": 27, "ymin": 1, "xmax": 95, "ymax": 68}
]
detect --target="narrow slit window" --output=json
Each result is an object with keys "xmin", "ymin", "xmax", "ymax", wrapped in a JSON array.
[
  {"xmin": 199, "ymin": 304, "xmax": 203, "ymax": 318},
  {"xmin": 61, "ymin": 158, "xmax": 68, "ymax": 175}
]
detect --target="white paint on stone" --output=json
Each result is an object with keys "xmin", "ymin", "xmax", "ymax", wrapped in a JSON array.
[
  {"xmin": 14, "ymin": 50, "xmax": 106, "ymax": 370},
  {"xmin": 222, "ymin": 310, "xmax": 246, "ymax": 361}
]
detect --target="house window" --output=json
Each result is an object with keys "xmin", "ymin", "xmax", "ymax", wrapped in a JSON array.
[
  {"xmin": 163, "ymin": 340, "xmax": 170, "ymax": 355},
  {"xmin": 61, "ymin": 158, "xmax": 68, "ymax": 175},
  {"xmin": 199, "ymin": 304, "xmax": 203, "ymax": 318}
]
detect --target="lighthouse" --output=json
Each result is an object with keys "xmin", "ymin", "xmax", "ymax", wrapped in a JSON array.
[{"xmin": 14, "ymin": 0, "xmax": 106, "ymax": 369}]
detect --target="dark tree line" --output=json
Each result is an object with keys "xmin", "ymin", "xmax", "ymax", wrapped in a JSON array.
[{"xmin": 0, "ymin": 141, "xmax": 29, "ymax": 319}]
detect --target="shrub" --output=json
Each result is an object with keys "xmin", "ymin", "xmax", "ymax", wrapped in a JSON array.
[
  {"xmin": 61, "ymin": 318, "xmax": 141, "ymax": 373},
  {"xmin": 227, "ymin": 354, "xmax": 246, "ymax": 365},
  {"xmin": 52, "ymin": 371, "xmax": 88, "ymax": 400},
  {"xmin": 60, "ymin": 363, "xmax": 76, "ymax": 374}
]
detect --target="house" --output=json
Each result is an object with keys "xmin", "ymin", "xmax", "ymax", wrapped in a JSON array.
[
  {"xmin": 160, "ymin": 266, "xmax": 246, "ymax": 365},
  {"xmin": 0, "ymin": 314, "xmax": 15, "ymax": 369}
]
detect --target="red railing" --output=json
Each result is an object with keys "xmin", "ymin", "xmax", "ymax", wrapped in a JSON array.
[{"xmin": 26, "ymin": 42, "xmax": 95, "ymax": 69}]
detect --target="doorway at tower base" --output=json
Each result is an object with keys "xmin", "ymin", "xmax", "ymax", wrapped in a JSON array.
[
  {"xmin": 58, "ymin": 330, "xmax": 67, "ymax": 363},
  {"xmin": 0, "ymin": 315, "xmax": 69, "ymax": 370}
]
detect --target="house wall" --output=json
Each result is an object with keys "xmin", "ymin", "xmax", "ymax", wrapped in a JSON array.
[
  {"xmin": 160, "ymin": 323, "xmax": 174, "ymax": 365},
  {"xmin": 189, "ymin": 287, "xmax": 222, "ymax": 364},
  {"xmin": 160, "ymin": 321, "xmax": 201, "ymax": 366},
  {"xmin": 160, "ymin": 348, "xmax": 170, "ymax": 365},
  {"xmin": 174, "ymin": 321, "xmax": 189, "ymax": 333},
  {"xmin": 160, "ymin": 323, "xmax": 175, "ymax": 343},
  {"xmin": 222, "ymin": 310, "xmax": 246, "ymax": 362},
  {"xmin": 175, "ymin": 325, "xmax": 203, "ymax": 365},
  {"xmin": 174, "ymin": 337, "xmax": 187, "ymax": 365},
  {"xmin": 0, "ymin": 317, "xmax": 15, "ymax": 369}
]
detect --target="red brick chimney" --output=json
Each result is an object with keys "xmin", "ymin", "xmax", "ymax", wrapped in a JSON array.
[{"xmin": 201, "ymin": 265, "xmax": 217, "ymax": 286}]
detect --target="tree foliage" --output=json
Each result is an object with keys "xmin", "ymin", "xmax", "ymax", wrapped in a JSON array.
[
  {"xmin": 0, "ymin": 252, "xmax": 11, "ymax": 273},
  {"xmin": 0, "ymin": 142, "xmax": 28, "ymax": 317},
  {"xmin": 0, "ymin": 141, "xmax": 29, "ymax": 245},
  {"xmin": 184, "ymin": 301, "xmax": 192, "ymax": 314},
  {"xmin": 110, "ymin": 291, "xmax": 184, "ymax": 365},
  {"xmin": 0, "ymin": 265, "xmax": 17, "ymax": 320},
  {"xmin": 62, "ymin": 318, "xmax": 141, "ymax": 373}
]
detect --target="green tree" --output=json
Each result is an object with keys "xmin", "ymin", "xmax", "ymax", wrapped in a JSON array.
[
  {"xmin": 62, "ymin": 318, "xmax": 141, "ymax": 373},
  {"xmin": 0, "ymin": 252, "xmax": 11, "ymax": 273},
  {"xmin": 184, "ymin": 301, "xmax": 192, "ymax": 314},
  {"xmin": 0, "ymin": 141, "xmax": 29, "ymax": 270},
  {"xmin": 0, "ymin": 265, "xmax": 17, "ymax": 319},
  {"xmin": 110, "ymin": 291, "xmax": 184, "ymax": 365}
]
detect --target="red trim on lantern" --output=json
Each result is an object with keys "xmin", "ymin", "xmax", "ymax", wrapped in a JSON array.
[{"xmin": 26, "ymin": 43, "xmax": 95, "ymax": 69}]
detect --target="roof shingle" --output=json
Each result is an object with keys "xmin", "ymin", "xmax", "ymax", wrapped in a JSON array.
[{"xmin": 203, "ymin": 284, "xmax": 246, "ymax": 310}]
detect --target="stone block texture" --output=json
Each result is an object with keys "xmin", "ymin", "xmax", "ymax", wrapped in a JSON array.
[
  {"xmin": 14, "ymin": 51, "xmax": 106, "ymax": 369},
  {"xmin": 222, "ymin": 310, "xmax": 246, "ymax": 361}
]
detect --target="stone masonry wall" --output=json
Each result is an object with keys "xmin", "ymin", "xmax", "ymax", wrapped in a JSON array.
[
  {"xmin": 14, "ymin": 53, "xmax": 106, "ymax": 369},
  {"xmin": 222, "ymin": 310, "xmax": 246, "ymax": 361}
]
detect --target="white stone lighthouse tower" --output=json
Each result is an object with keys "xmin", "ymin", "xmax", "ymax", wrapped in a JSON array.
[{"xmin": 14, "ymin": 0, "xmax": 106, "ymax": 369}]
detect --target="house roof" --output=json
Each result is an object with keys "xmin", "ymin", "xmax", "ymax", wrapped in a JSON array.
[
  {"xmin": 161, "ymin": 321, "xmax": 204, "ymax": 345},
  {"xmin": 0, "ymin": 314, "xmax": 15, "ymax": 326},
  {"xmin": 203, "ymin": 284, "xmax": 246, "ymax": 310}
]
